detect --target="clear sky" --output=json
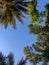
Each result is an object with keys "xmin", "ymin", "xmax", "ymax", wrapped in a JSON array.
[{"xmin": 0, "ymin": 0, "xmax": 49, "ymax": 65}]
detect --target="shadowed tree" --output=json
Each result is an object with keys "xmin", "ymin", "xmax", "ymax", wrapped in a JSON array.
[
  {"xmin": 7, "ymin": 53, "xmax": 14, "ymax": 65},
  {"xmin": 17, "ymin": 58, "xmax": 27, "ymax": 65},
  {"xmin": 0, "ymin": 52, "xmax": 7, "ymax": 65},
  {"xmin": 0, "ymin": 52, "xmax": 27, "ymax": 65},
  {"xmin": 24, "ymin": 1, "xmax": 49, "ymax": 65},
  {"xmin": 0, "ymin": 52, "xmax": 14, "ymax": 65}
]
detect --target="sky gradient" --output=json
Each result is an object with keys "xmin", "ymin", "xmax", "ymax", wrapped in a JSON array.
[{"xmin": 0, "ymin": 0, "xmax": 49, "ymax": 65}]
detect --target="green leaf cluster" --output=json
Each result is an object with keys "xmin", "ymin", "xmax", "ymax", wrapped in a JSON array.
[{"xmin": 27, "ymin": 0, "xmax": 40, "ymax": 23}]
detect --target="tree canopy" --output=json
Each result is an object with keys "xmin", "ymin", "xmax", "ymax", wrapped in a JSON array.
[{"xmin": 24, "ymin": 0, "xmax": 49, "ymax": 65}]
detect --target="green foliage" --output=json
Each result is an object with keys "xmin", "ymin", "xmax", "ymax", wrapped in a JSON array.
[
  {"xmin": 24, "ymin": 33, "xmax": 49, "ymax": 65},
  {"xmin": 28, "ymin": 2, "xmax": 49, "ymax": 35},
  {"xmin": 27, "ymin": 0, "xmax": 49, "ymax": 25},
  {"xmin": 28, "ymin": 24, "xmax": 42, "ymax": 34},
  {"xmin": 27, "ymin": 0, "xmax": 40, "ymax": 23},
  {"xmin": 24, "ymin": 1, "xmax": 49, "ymax": 65}
]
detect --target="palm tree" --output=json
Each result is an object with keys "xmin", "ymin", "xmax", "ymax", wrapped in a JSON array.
[{"xmin": 0, "ymin": 0, "xmax": 31, "ymax": 28}]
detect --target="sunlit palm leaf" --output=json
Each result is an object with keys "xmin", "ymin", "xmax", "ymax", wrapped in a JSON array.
[{"xmin": 0, "ymin": 0, "xmax": 32, "ymax": 28}]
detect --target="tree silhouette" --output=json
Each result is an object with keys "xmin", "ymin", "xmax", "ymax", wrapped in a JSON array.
[
  {"xmin": 17, "ymin": 58, "xmax": 27, "ymax": 65},
  {"xmin": 0, "ymin": 52, "xmax": 7, "ymax": 65},
  {"xmin": 0, "ymin": 52, "xmax": 14, "ymax": 65},
  {"xmin": 0, "ymin": 52, "xmax": 27, "ymax": 65},
  {"xmin": 7, "ymin": 53, "xmax": 14, "ymax": 65}
]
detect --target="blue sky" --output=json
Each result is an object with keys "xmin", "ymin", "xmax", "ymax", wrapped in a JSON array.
[
  {"xmin": 0, "ymin": 15, "xmax": 37, "ymax": 64},
  {"xmin": 0, "ymin": 0, "xmax": 49, "ymax": 65}
]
